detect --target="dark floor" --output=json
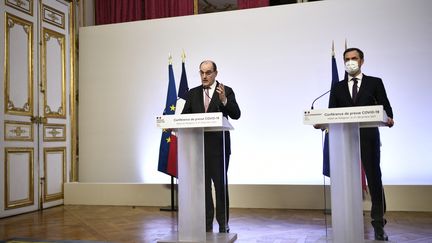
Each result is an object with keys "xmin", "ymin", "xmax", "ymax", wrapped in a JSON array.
[{"xmin": 1, "ymin": 205, "xmax": 432, "ymax": 242}]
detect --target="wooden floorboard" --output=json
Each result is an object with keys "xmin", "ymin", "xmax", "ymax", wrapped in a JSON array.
[{"xmin": 1, "ymin": 205, "xmax": 432, "ymax": 242}]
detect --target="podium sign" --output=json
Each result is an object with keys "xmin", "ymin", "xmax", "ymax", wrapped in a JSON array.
[
  {"xmin": 157, "ymin": 112, "xmax": 233, "ymax": 130},
  {"xmin": 303, "ymin": 105, "xmax": 387, "ymax": 127},
  {"xmin": 304, "ymin": 105, "xmax": 388, "ymax": 243},
  {"xmin": 157, "ymin": 112, "xmax": 236, "ymax": 243}
]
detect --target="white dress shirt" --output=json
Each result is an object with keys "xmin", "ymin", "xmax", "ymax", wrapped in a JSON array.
[
  {"xmin": 203, "ymin": 81, "xmax": 217, "ymax": 105},
  {"xmin": 348, "ymin": 73, "xmax": 363, "ymax": 98}
]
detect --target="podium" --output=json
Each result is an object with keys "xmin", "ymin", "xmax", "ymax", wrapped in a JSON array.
[
  {"xmin": 156, "ymin": 112, "xmax": 237, "ymax": 243},
  {"xmin": 303, "ymin": 105, "xmax": 388, "ymax": 243}
]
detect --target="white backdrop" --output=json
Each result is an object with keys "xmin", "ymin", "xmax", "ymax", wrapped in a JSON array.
[{"xmin": 79, "ymin": 0, "xmax": 432, "ymax": 185}]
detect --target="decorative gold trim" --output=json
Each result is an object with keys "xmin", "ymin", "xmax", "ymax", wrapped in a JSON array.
[
  {"xmin": 41, "ymin": 28, "xmax": 66, "ymax": 119},
  {"xmin": 44, "ymin": 104, "xmax": 63, "ymax": 114},
  {"xmin": 4, "ymin": 120, "xmax": 34, "ymax": 141},
  {"xmin": 5, "ymin": 0, "xmax": 34, "ymax": 16},
  {"xmin": 43, "ymin": 147, "xmax": 66, "ymax": 202},
  {"xmin": 69, "ymin": 0, "xmax": 78, "ymax": 182},
  {"xmin": 194, "ymin": 0, "xmax": 198, "ymax": 14},
  {"xmin": 4, "ymin": 13, "xmax": 34, "ymax": 116},
  {"xmin": 4, "ymin": 147, "xmax": 35, "ymax": 210},
  {"xmin": 7, "ymin": 100, "xmax": 30, "ymax": 112},
  {"xmin": 42, "ymin": 4, "xmax": 65, "ymax": 29},
  {"xmin": 43, "ymin": 123, "xmax": 66, "ymax": 141}
]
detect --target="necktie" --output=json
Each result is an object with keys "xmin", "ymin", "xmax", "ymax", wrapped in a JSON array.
[
  {"xmin": 352, "ymin": 78, "xmax": 358, "ymax": 102},
  {"xmin": 204, "ymin": 88, "xmax": 210, "ymax": 112}
]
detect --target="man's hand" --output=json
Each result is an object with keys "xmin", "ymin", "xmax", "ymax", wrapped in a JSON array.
[
  {"xmin": 313, "ymin": 124, "xmax": 326, "ymax": 131},
  {"xmin": 216, "ymin": 83, "xmax": 227, "ymax": 105},
  {"xmin": 387, "ymin": 117, "xmax": 394, "ymax": 128}
]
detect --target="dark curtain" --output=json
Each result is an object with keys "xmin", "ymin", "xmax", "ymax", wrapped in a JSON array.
[
  {"xmin": 95, "ymin": 1, "xmax": 269, "ymax": 25},
  {"xmin": 95, "ymin": 0, "xmax": 194, "ymax": 25},
  {"xmin": 238, "ymin": 0, "xmax": 269, "ymax": 9},
  {"xmin": 145, "ymin": 0, "xmax": 194, "ymax": 20},
  {"xmin": 95, "ymin": 0, "xmax": 145, "ymax": 25}
]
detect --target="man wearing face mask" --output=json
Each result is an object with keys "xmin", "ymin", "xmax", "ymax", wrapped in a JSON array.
[{"xmin": 329, "ymin": 48, "xmax": 394, "ymax": 241}]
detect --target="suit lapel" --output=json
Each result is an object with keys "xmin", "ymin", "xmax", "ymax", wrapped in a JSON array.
[
  {"xmin": 342, "ymin": 79, "xmax": 354, "ymax": 105},
  {"xmin": 356, "ymin": 75, "xmax": 369, "ymax": 101}
]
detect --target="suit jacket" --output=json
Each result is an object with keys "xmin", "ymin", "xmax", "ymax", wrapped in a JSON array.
[
  {"xmin": 329, "ymin": 74, "xmax": 393, "ymax": 142},
  {"xmin": 182, "ymin": 81, "xmax": 241, "ymax": 156}
]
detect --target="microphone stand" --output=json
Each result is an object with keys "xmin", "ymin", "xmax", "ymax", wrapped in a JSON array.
[{"xmin": 311, "ymin": 89, "xmax": 331, "ymax": 110}]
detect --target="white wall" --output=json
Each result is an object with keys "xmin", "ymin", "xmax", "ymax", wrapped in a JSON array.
[
  {"xmin": 79, "ymin": 0, "xmax": 432, "ymax": 185},
  {"xmin": 64, "ymin": 183, "xmax": 432, "ymax": 212}
]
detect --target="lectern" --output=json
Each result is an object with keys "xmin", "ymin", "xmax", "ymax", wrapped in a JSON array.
[
  {"xmin": 156, "ymin": 112, "xmax": 237, "ymax": 243},
  {"xmin": 304, "ymin": 105, "xmax": 388, "ymax": 243}
]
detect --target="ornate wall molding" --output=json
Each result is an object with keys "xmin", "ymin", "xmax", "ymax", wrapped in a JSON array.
[
  {"xmin": 4, "ymin": 120, "xmax": 33, "ymax": 141},
  {"xmin": 43, "ymin": 147, "xmax": 66, "ymax": 202},
  {"xmin": 42, "ymin": 28, "xmax": 66, "ymax": 119},
  {"xmin": 4, "ymin": 13, "xmax": 34, "ymax": 116},
  {"xmin": 4, "ymin": 147, "xmax": 34, "ymax": 210},
  {"xmin": 42, "ymin": 4, "xmax": 65, "ymax": 29},
  {"xmin": 5, "ymin": 0, "xmax": 33, "ymax": 16},
  {"xmin": 43, "ymin": 123, "xmax": 66, "ymax": 142}
]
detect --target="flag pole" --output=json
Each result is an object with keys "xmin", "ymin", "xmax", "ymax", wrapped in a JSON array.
[
  {"xmin": 332, "ymin": 40, "xmax": 335, "ymax": 57},
  {"xmin": 181, "ymin": 49, "xmax": 186, "ymax": 63},
  {"xmin": 160, "ymin": 177, "xmax": 177, "ymax": 212}
]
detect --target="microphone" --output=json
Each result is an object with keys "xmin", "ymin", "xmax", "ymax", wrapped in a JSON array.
[{"xmin": 310, "ymin": 89, "xmax": 331, "ymax": 110}]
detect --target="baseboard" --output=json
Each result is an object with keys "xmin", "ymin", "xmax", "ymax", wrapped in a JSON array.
[{"xmin": 64, "ymin": 183, "xmax": 432, "ymax": 211}]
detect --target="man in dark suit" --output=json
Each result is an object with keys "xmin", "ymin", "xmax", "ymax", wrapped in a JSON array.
[
  {"xmin": 182, "ymin": 60, "xmax": 241, "ymax": 233},
  {"xmin": 329, "ymin": 48, "xmax": 394, "ymax": 241}
]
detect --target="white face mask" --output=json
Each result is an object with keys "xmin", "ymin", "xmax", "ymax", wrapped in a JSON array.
[{"xmin": 345, "ymin": 60, "xmax": 360, "ymax": 75}]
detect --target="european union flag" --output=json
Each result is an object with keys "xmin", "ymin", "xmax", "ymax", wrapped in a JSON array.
[{"xmin": 158, "ymin": 63, "xmax": 178, "ymax": 177}]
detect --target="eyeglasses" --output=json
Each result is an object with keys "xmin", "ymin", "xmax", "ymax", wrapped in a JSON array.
[{"xmin": 199, "ymin": 70, "xmax": 215, "ymax": 76}]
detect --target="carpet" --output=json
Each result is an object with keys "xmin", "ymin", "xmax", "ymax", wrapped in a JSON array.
[{"xmin": 0, "ymin": 239, "xmax": 113, "ymax": 243}]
